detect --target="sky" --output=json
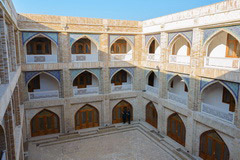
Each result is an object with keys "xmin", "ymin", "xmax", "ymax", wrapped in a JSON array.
[{"xmin": 12, "ymin": 0, "xmax": 224, "ymax": 21}]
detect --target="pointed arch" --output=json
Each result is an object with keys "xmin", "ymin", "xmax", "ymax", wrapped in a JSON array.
[
  {"xmin": 168, "ymin": 74, "xmax": 189, "ymax": 90},
  {"xmin": 199, "ymin": 130, "xmax": 230, "ymax": 160},
  {"xmin": 167, "ymin": 113, "xmax": 186, "ymax": 146},
  {"xmin": 112, "ymin": 100, "xmax": 133, "ymax": 124},
  {"xmin": 72, "ymin": 70, "xmax": 100, "ymax": 83},
  {"xmin": 24, "ymin": 33, "xmax": 58, "ymax": 47},
  {"xmin": 201, "ymin": 80, "xmax": 237, "ymax": 107},
  {"xmin": 110, "ymin": 36, "xmax": 134, "ymax": 54},
  {"xmin": 31, "ymin": 109, "xmax": 60, "ymax": 137},
  {"xmin": 75, "ymin": 104, "xmax": 99, "ymax": 130},
  {"xmin": 169, "ymin": 34, "xmax": 191, "ymax": 56},
  {"xmin": 146, "ymin": 71, "xmax": 157, "ymax": 87},
  {"xmin": 204, "ymin": 30, "xmax": 240, "ymax": 58},
  {"xmin": 146, "ymin": 102, "xmax": 158, "ymax": 128},
  {"xmin": 27, "ymin": 71, "xmax": 60, "ymax": 85},
  {"xmin": 70, "ymin": 35, "xmax": 99, "ymax": 49},
  {"xmin": 146, "ymin": 37, "xmax": 160, "ymax": 53},
  {"xmin": 110, "ymin": 68, "xmax": 133, "ymax": 80}
]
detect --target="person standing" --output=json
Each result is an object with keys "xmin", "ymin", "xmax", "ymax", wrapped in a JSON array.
[
  {"xmin": 127, "ymin": 108, "xmax": 131, "ymax": 124},
  {"xmin": 122, "ymin": 107, "xmax": 127, "ymax": 124}
]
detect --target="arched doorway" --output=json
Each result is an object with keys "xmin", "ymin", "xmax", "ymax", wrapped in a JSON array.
[
  {"xmin": 75, "ymin": 104, "xmax": 99, "ymax": 130},
  {"xmin": 31, "ymin": 109, "xmax": 60, "ymax": 137},
  {"xmin": 112, "ymin": 100, "xmax": 133, "ymax": 124},
  {"xmin": 199, "ymin": 130, "xmax": 229, "ymax": 160},
  {"xmin": 145, "ymin": 102, "xmax": 158, "ymax": 128},
  {"xmin": 167, "ymin": 113, "xmax": 186, "ymax": 146}
]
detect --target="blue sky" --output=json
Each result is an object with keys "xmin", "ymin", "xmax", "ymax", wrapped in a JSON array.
[{"xmin": 12, "ymin": 0, "xmax": 223, "ymax": 21}]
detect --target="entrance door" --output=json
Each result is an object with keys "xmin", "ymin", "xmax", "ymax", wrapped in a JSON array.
[
  {"xmin": 31, "ymin": 110, "xmax": 60, "ymax": 137},
  {"xmin": 112, "ymin": 100, "xmax": 133, "ymax": 124},
  {"xmin": 200, "ymin": 130, "xmax": 229, "ymax": 160},
  {"xmin": 75, "ymin": 105, "xmax": 99, "ymax": 130},
  {"xmin": 167, "ymin": 113, "xmax": 186, "ymax": 146},
  {"xmin": 146, "ymin": 102, "xmax": 158, "ymax": 128}
]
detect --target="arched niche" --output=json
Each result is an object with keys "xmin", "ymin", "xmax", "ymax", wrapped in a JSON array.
[
  {"xmin": 199, "ymin": 130, "xmax": 229, "ymax": 160},
  {"xmin": 73, "ymin": 71, "xmax": 99, "ymax": 89},
  {"xmin": 25, "ymin": 34, "xmax": 58, "ymax": 55},
  {"xmin": 31, "ymin": 109, "xmax": 60, "ymax": 137},
  {"xmin": 112, "ymin": 100, "xmax": 133, "ymax": 124},
  {"xmin": 110, "ymin": 38, "xmax": 133, "ymax": 54},
  {"xmin": 168, "ymin": 75, "xmax": 188, "ymax": 95},
  {"xmin": 75, "ymin": 104, "xmax": 99, "ymax": 130},
  {"xmin": 71, "ymin": 37, "xmax": 98, "ymax": 54},
  {"xmin": 205, "ymin": 31, "xmax": 240, "ymax": 58},
  {"xmin": 167, "ymin": 113, "xmax": 186, "ymax": 146},
  {"xmin": 146, "ymin": 102, "xmax": 158, "ymax": 128},
  {"xmin": 170, "ymin": 35, "xmax": 191, "ymax": 56},
  {"xmin": 111, "ymin": 69, "xmax": 132, "ymax": 86},
  {"xmin": 201, "ymin": 82, "xmax": 236, "ymax": 113},
  {"xmin": 146, "ymin": 71, "xmax": 158, "ymax": 88},
  {"xmin": 147, "ymin": 38, "xmax": 160, "ymax": 54}
]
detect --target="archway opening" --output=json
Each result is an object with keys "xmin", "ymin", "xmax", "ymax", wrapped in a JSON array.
[
  {"xmin": 72, "ymin": 37, "xmax": 97, "ymax": 54},
  {"xmin": 199, "ymin": 130, "xmax": 229, "ymax": 160},
  {"xmin": 31, "ymin": 109, "xmax": 60, "ymax": 137},
  {"xmin": 167, "ymin": 113, "xmax": 186, "ymax": 146},
  {"xmin": 112, "ymin": 100, "xmax": 133, "ymax": 124},
  {"xmin": 148, "ymin": 39, "xmax": 160, "ymax": 54},
  {"xmin": 28, "ymin": 73, "xmax": 59, "ymax": 100},
  {"xmin": 147, "ymin": 72, "xmax": 158, "ymax": 87},
  {"xmin": 111, "ymin": 39, "xmax": 132, "ymax": 54},
  {"xmin": 75, "ymin": 104, "xmax": 99, "ymax": 130},
  {"xmin": 146, "ymin": 102, "xmax": 158, "ymax": 128},
  {"xmin": 172, "ymin": 35, "xmax": 190, "ymax": 56},
  {"xmin": 111, "ymin": 70, "xmax": 132, "ymax": 86},
  {"xmin": 0, "ymin": 125, "xmax": 6, "ymax": 159}
]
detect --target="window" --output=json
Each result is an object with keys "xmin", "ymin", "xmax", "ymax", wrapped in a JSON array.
[
  {"xmin": 148, "ymin": 72, "xmax": 155, "ymax": 86},
  {"xmin": 111, "ymin": 70, "xmax": 127, "ymax": 85},
  {"xmin": 28, "ymin": 75, "xmax": 40, "ymax": 92},
  {"xmin": 149, "ymin": 40, "xmax": 155, "ymax": 54},
  {"xmin": 27, "ymin": 37, "xmax": 52, "ymax": 55},
  {"xmin": 226, "ymin": 34, "xmax": 240, "ymax": 58},
  {"xmin": 72, "ymin": 38, "xmax": 91, "ymax": 54},
  {"xmin": 222, "ymin": 87, "xmax": 235, "ymax": 112},
  {"xmin": 111, "ymin": 39, "xmax": 127, "ymax": 54},
  {"xmin": 73, "ymin": 71, "xmax": 92, "ymax": 88}
]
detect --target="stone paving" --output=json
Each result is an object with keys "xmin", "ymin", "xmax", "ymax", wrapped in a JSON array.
[{"xmin": 30, "ymin": 130, "xmax": 177, "ymax": 160}]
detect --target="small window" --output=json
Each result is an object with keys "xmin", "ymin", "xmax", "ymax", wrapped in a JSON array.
[
  {"xmin": 111, "ymin": 39, "xmax": 127, "ymax": 54},
  {"xmin": 72, "ymin": 38, "xmax": 91, "ymax": 54},
  {"xmin": 222, "ymin": 87, "xmax": 235, "ymax": 112},
  {"xmin": 73, "ymin": 72, "xmax": 92, "ymax": 88},
  {"xmin": 28, "ymin": 75, "xmax": 40, "ymax": 92},
  {"xmin": 27, "ymin": 37, "xmax": 52, "ymax": 55},
  {"xmin": 111, "ymin": 70, "xmax": 128, "ymax": 85}
]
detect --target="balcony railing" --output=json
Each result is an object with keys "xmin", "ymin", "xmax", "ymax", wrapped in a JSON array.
[
  {"xmin": 72, "ymin": 54, "xmax": 98, "ymax": 62},
  {"xmin": 0, "ymin": 150, "xmax": 6, "ymax": 160},
  {"xmin": 73, "ymin": 87, "xmax": 99, "ymax": 96},
  {"xmin": 169, "ymin": 55, "xmax": 190, "ymax": 65},
  {"xmin": 201, "ymin": 103, "xmax": 234, "ymax": 124},
  {"xmin": 168, "ymin": 92, "xmax": 187, "ymax": 106},
  {"xmin": 111, "ymin": 84, "xmax": 132, "ymax": 92},
  {"xmin": 204, "ymin": 57, "xmax": 239, "ymax": 70},
  {"xmin": 146, "ymin": 85, "xmax": 159, "ymax": 95},
  {"xmin": 26, "ymin": 55, "xmax": 57, "ymax": 63},
  {"xmin": 147, "ymin": 53, "xmax": 160, "ymax": 61},
  {"xmin": 28, "ymin": 90, "xmax": 59, "ymax": 100},
  {"xmin": 111, "ymin": 53, "xmax": 132, "ymax": 61}
]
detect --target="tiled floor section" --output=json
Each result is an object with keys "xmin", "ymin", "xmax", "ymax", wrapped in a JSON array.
[{"xmin": 30, "ymin": 129, "xmax": 177, "ymax": 160}]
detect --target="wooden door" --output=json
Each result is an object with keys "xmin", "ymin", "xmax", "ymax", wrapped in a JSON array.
[
  {"xmin": 146, "ymin": 102, "xmax": 158, "ymax": 128},
  {"xmin": 200, "ymin": 131, "xmax": 229, "ymax": 160},
  {"xmin": 31, "ymin": 110, "xmax": 60, "ymax": 137},
  {"xmin": 167, "ymin": 113, "xmax": 186, "ymax": 146},
  {"xmin": 112, "ymin": 101, "xmax": 133, "ymax": 124},
  {"xmin": 75, "ymin": 105, "xmax": 99, "ymax": 130}
]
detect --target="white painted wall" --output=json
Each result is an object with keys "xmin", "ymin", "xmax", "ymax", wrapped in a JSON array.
[
  {"xmin": 34, "ymin": 74, "xmax": 59, "ymax": 92},
  {"xmin": 87, "ymin": 75, "xmax": 99, "ymax": 87},
  {"xmin": 168, "ymin": 76, "xmax": 188, "ymax": 98},
  {"xmin": 173, "ymin": 36, "xmax": 189, "ymax": 56},
  {"xmin": 91, "ymin": 41, "xmax": 98, "ymax": 54},
  {"xmin": 202, "ymin": 83, "xmax": 230, "ymax": 111},
  {"xmin": 207, "ymin": 32, "xmax": 227, "ymax": 57},
  {"xmin": 127, "ymin": 43, "xmax": 132, "ymax": 54},
  {"xmin": 155, "ymin": 41, "xmax": 160, "ymax": 54}
]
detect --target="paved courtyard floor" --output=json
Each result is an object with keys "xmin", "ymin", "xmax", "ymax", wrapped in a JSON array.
[{"xmin": 29, "ymin": 129, "xmax": 177, "ymax": 160}]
